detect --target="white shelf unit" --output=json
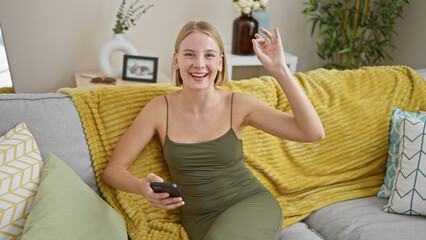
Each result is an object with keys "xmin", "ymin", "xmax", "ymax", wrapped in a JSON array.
[{"xmin": 225, "ymin": 45, "xmax": 298, "ymax": 80}]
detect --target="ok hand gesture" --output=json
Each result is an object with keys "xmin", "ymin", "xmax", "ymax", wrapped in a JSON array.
[{"xmin": 252, "ymin": 27, "xmax": 288, "ymax": 77}]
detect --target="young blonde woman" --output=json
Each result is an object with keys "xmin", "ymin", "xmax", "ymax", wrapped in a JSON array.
[{"xmin": 103, "ymin": 21, "xmax": 324, "ymax": 240}]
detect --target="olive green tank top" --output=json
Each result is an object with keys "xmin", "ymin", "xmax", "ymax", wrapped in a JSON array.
[{"xmin": 162, "ymin": 93, "xmax": 267, "ymax": 225}]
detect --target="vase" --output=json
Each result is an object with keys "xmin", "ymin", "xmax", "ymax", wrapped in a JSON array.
[
  {"xmin": 252, "ymin": 9, "xmax": 270, "ymax": 40},
  {"xmin": 98, "ymin": 34, "xmax": 138, "ymax": 77},
  {"xmin": 232, "ymin": 12, "xmax": 258, "ymax": 55}
]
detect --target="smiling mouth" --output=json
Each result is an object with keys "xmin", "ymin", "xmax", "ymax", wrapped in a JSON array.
[{"xmin": 191, "ymin": 73, "xmax": 208, "ymax": 78}]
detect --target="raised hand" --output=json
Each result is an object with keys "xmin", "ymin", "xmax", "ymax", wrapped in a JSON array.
[{"xmin": 252, "ymin": 27, "xmax": 288, "ymax": 77}]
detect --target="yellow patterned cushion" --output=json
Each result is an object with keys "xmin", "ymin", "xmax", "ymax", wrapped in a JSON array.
[
  {"xmin": 0, "ymin": 122, "xmax": 43, "ymax": 239},
  {"xmin": 59, "ymin": 66, "xmax": 426, "ymax": 240}
]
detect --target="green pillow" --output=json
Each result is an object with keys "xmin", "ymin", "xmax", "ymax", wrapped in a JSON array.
[{"xmin": 22, "ymin": 152, "xmax": 127, "ymax": 240}]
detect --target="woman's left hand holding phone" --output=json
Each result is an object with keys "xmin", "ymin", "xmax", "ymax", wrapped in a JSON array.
[{"xmin": 142, "ymin": 173, "xmax": 185, "ymax": 210}]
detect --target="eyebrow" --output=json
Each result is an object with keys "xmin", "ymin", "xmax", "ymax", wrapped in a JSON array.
[{"xmin": 182, "ymin": 49, "xmax": 219, "ymax": 53}]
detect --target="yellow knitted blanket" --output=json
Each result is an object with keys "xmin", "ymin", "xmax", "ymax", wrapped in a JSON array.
[
  {"xmin": 59, "ymin": 66, "xmax": 425, "ymax": 240},
  {"xmin": 0, "ymin": 87, "xmax": 14, "ymax": 94}
]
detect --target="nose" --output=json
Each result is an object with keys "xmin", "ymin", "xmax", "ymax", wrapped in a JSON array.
[{"xmin": 194, "ymin": 55, "xmax": 205, "ymax": 69}]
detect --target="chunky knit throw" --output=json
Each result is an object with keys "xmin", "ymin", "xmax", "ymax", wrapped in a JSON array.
[{"xmin": 59, "ymin": 66, "xmax": 426, "ymax": 240}]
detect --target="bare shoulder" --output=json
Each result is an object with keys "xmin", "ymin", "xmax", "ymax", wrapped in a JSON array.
[
  {"xmin": 230, "ymin": 92, "xmax": 265, "ymax": 128},
  {"xmin": 142, "ymin": 95, "xmax": 167, "ymax": 112},
  {"xmin": 147, "ymin": 95, "xmax": 167, "ymax": 106},
  {"xmin": 232, "ymin": 92, "xmax": 266, "ymax": 110},
  {"xmin": 232, "ymin": 91, "xmax": 279, "ymax": 128},
  {"xmin": 232, "ymin": 92, "xmax": 258, "ymax": 101},
  {"xmin": 133, "ymin": 95, "xmax": 168, "ymax": 126}
]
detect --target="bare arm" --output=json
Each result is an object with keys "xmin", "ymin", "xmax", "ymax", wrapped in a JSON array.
[
  {"xmin": 244, "ymin": 27, "xmax": 324, "ymax": 142},
  {"xmin": 103, "ymin": 96, "xmax": 184, "ymax": 209}
]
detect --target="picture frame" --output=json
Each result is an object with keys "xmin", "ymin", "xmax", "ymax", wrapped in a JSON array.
[{"xmin": 122, "ymin": 54, "xmax": 158, "ymax": 83}]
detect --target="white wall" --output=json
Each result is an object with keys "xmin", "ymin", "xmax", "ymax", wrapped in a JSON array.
[{"xmin": 0, "ymin": 0, "xmax": 424, "ymax": 93}]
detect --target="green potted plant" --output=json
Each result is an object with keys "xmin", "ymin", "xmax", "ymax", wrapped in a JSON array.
[
  {"xmin": 303, "ymin": 0, "xmax": 409, "ymax": 69},
  {"xmin": 113, "ymin": 0, "xmax": 154, "ymax": 34}
]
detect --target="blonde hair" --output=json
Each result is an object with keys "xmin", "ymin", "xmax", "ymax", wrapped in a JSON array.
[{"xmin": 172, "ymin": 21, "xmax": 228, "ymax": 87}]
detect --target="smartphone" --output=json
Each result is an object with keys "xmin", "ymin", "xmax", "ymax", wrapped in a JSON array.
[{"xmin": 150, "ymin": 182, "xmax": 184, "ymax": 199}]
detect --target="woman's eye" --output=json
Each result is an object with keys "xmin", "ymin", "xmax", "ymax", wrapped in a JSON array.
[
  {"xmin": 184, "ymin": 53, "xmax": 194, "ymax": 57},
  {"xmin": 206, "ymin": 54, "xmax": 215, "ymax": 58}
]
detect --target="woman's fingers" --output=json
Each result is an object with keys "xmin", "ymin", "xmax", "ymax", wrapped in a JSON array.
[
  {"xmin": 157, "ymin": 201, "xmax": 184, "ymax": 210},
  {"xmin": 258, "ymin": 27, "xmax": 283, "ymax": 47},
  {"xmin": 259, "ymin": 27, "xmax": 275, "ymax": 43},
  {"xmin": 274, "ymin": 27, "xmax": 282, "ymax": 44},
  {"xmin": 252, "ymin": 26, "xmax": 288, "ymax": 76},
  {"xmin": 252, "ymin": 39, "xmax": 263, "ymax": 58},
  {"xmin": 144, "ymin": 180, "xmax": 185, "ymax": 210},
  {"xmin": 149, "ymin": 193, "xmax": 185, "ymax": 209},
  {"xmin": 254, "ymin": 34, "xmax": 268, "ymax": 46},
  {"xmin": 147, "ymin": 173, "xmax": 163, "ymax": 183},
  {"xmin": 158, "ymin": 197, "xmax": 185, "ymax": 209}
]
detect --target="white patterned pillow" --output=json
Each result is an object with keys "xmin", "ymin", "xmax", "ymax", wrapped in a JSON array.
[
  {"xmin": 377, "ymin": 108, "xmax": 426, "ymax": 198},
  {"xmin": 383, "ymin": 117, "xmax": 426, "ymax": 215},
  {"xmin": 0, "ymin": 123, "xmax": 43, "ymax": 239}
]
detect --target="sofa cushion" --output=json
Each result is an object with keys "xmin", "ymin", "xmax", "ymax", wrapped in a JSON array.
[
  {"xmin": 416, "ymin": 68, "xmax": 426, "ymax": 80},
  {"xmin": 21, "ymin": 152, "xmax": 127, "ymax": 240},
  {"xmin": 304, "ymin": 196, "xmax": 426, "ymax": 240},
  {"xmin": 0, "ymin": 122, "xmax": 43, "ymax": 239},
  {"xmin": 377, "ymin": 108, "xmax": 426, "ymax": 198},
  {"xmin": 383, "ymin": 117, "xmax": 426, "ymax": 216},
  {"xmin": 280, "ymin": 222, "xmax": 323, "ymax": 240},
  {"xmin": 0, "ymin": 93, "xmax": 99, "ymax": 195}
]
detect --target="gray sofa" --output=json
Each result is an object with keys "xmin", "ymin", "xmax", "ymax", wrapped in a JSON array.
[
  {"xmin": 0, "ymin": 93, "xmax": 323, "ymax": 239},
  {"xmin": 1, "ymin": 67, "xmax": 425, "ymax": 239}
]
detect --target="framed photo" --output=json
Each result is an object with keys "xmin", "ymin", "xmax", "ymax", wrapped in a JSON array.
[{"xmin": 122, "ymin": 54, "xmax": 158, "ymax": 83}]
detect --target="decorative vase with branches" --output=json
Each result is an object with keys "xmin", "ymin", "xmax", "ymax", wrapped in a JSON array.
[
  {"xmin": 303, "ymin": 0, "xmax": 409, "ymax": 69},
  {"xmin": 98, "ymin": 0, "xmax": 153, "ymax": 77}
]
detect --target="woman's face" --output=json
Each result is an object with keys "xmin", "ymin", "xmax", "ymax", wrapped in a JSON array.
[{"xmin": 174, "ymin": 31, "xmax": 223, "ymax": 90}]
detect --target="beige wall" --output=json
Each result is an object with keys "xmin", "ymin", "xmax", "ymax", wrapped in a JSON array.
[
  {"xmin": 0, "ymin": 0, "xmax": 424, "ymax": 93},
  {"xmin": 382, "ymin": 0, "xmax": 426, "ymax": 67}
]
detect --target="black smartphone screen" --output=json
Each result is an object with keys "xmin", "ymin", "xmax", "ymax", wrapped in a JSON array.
[{"xmin": 150, "ymin": 182, "xmax": 184, "ymax": 199}]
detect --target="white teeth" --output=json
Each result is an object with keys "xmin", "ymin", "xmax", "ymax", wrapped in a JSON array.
[{"xmin": 191, "ymin": 73, "xmax": 207, "ymax": 77}]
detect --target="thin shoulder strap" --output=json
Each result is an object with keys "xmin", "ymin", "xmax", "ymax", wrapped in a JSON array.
[
  {"xmin": 164, "ymin": 95, "xmax": 169, "ymax": 135},
  {"xmin": 230, "ymin": 92, "xmax": 235, "ymax": 128}
]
